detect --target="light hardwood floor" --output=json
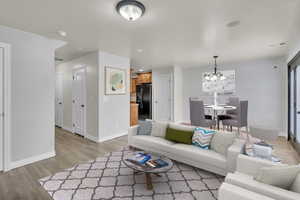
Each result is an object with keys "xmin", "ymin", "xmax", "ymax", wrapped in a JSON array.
[
  {"xmin": 0, "ymin": 128, "xmax": 127, "ymax": 200},
  {"xmin": 0, "ymin": 128, "xmax": 299, "ymax": 200}
]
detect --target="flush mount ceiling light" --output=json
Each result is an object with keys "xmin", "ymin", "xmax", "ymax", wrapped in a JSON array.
[
  {"xmin": 57, "ymin": 30, "xmax": 67, "ymax": 37},
  {"xmin": 116, "ymin": 0, "xmax": 145, "ymax": 21}
]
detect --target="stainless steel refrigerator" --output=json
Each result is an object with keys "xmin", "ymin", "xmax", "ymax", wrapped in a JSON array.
[{"xmin": 136, "ymin": 84, "xmax": 152, "ymax": 120}]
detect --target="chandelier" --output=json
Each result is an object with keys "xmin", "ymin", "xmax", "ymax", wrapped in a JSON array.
[{"xmin": 203, "ymin": 56, "xmax": 226, "ymax": 81}]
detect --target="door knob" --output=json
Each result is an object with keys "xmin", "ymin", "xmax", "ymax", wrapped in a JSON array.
[
  {"xmin": 81, "ymin": 105, "xmax": 85, "ymax": 108},
  {"xmin": 59, "ymin": 102, "xmax": 62, "ymax": 105}
]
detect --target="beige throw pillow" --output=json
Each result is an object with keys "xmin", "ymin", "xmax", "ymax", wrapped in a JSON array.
[
  {"xmin": 151, "ymin": 121, "xmax": 168, "ymax": 138},
  {"xmin": 255, "ymin": 165, "xmax": 300, "ymax": 189},
  {"xmin": 290, "ymin": 172, "xmax": 300, "ymax": 193},
  {"xmin": 168, "ymin": 123, "xmax": 196, "ymax": 132},
  {"xmin": 210, "ymin": 131, "xmax": 236, "ymax": 156}
]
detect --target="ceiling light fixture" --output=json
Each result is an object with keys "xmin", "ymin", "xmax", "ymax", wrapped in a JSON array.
[
  {"xmin": 203, "ymin": 56, "xmax": 226, "ymax": 81},
  {"xmin": 137, "ymin": 49, "xmax": 143, "ymax": 53},
  {"xmin": 116, "ymin": 0, "xmax": 145, "ymax": 21},
  {"xmin": 57, "ymin": 30, "xmax": 67, "ymax": 37}
]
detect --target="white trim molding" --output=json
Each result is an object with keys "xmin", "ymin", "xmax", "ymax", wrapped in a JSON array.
[
  {"xmin": 62, "ymin": 126, "xmax": 73, "ymax": 133},
  {"xmin": 0, "ymin": 42, "xmax": 12, "ymax": 172},
  {"xmin": 98, "ymin": 132, "xmax": 128, "ymax": 143},
  {"xmin": 85, "ymin": 134, "xmax": 99, "ymax": 143},
  {"xmin": 9, "ymin": 151, "xmax": 56, "ymax": 170}
]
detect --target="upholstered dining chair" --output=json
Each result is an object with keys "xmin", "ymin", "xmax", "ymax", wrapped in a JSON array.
[
  {"xmin": 217, "ymin": 96, "xmax": 240, "ymax": 129},
  {"xmin": 222, "ymin": 100, "xmax": 248, "ymax": 134},
  {"xmin": 189, "ymin": 98, "xmax": 216, "ymax": 128}
]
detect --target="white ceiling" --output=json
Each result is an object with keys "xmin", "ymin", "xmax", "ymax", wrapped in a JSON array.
[{"xmin": 0, "ymin": 0, "xmax": 298, "ymax": 69}]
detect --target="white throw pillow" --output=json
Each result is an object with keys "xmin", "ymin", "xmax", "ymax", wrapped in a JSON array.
[
  {"xmin": 255, "ymin": 165, "xmax": 300, "ymax": 189},
  {"xmin": 210, "ymin": 131, "xmax": 236, "ymax": 156},
  {"xmin": 151, "ymin": 121, "xmax": 168, "ymax": 138},
  {"xmin": 290, "ymin": 172, "xmax": 300, "ymax": 193},
  {"xmin": 168, "ymin": 122, "xmax": 195, "ymax": 132}
]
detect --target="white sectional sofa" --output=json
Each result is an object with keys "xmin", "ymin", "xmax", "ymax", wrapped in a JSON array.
[
  {"xmin": 128, "ymin": 122, "xmax": 246, "ymax": 176},
  {"xmin": 221, "ymin": 155, "xmax": 300, "ymax": 200},
  {"xmin": 218, "ymin": 183, "xmax": 275, "ymax": 200}
]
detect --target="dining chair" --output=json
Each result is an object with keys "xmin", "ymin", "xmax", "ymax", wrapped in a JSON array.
[
  {"xmin": 222, "ymin": 100, "xmax": 248, "ymax": 134},
  {"xmin": 217, "ymin": 96, "xmax": 240, "ymax": 129},
  {"xmin": 189, "ymin": 98, "xmax": 216, "ymax": 128}
]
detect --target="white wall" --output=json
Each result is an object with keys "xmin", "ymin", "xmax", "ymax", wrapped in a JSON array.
[
  {"xmin": 288, "ymin": 2, "xmax": 300, "ymax": 62},
  {"xmin": 173, "ymin": 66, "xmax": 183, "ymax": 122},
  {"xmin": 56, "ymin": 52, "xmax": 99, "ymax": 139},
  {"xmin": 98, "ymin": 51, "xmax": 130, "ymax": 142},
  {"xmin": 181, "ymin": 57, "xmax": 287, "ymax": 136},
  {"xmin": 0, "ymin": 25, "xmax": 64, "ymax": 168}
]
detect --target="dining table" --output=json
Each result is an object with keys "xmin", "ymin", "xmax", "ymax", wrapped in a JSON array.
[{"xmin": 204, "ymin": 104, "xmax": 237, "ymax": 120}]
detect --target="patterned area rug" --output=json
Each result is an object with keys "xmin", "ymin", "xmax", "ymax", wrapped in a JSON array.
[{"xmin": 39, "ymin": 147, "xmax": 224, "ymax": 200}]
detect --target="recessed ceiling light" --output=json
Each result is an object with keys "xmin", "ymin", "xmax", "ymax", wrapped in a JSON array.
[
  {"xmin": 137, "ymin": 49, "xmax": 143, "ymax": 53},
  {"xmin": 116, "ymin": 0, "xmax": 146, "ymax": 21},
  {"xmin": 226, "ymin": 20, "xmax": 241, "ymax": 28},
  {"xmin": 57, "ymin": 30, "xmax": 67, "ymax": 37},
  {"xmin": 280, "ymin": 42, "xmax": 287, "ymax": 46}
]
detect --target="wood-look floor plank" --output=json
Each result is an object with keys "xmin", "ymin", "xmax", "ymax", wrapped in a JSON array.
[{"xmin": 0, "ymin": 128, "xmax": 127, "ymax": 200}]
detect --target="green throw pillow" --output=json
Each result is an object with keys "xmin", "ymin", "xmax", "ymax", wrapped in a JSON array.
[{"xmin": 165, "ymin": 127, "xmax": 194, "ymax": 144}]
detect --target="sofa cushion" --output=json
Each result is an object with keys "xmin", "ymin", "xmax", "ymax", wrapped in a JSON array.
[
  {"xmin": 151, "ymin": 121, "xmax": 168, "ymax": 137},
  {"xmin": 171, "ymin": 143, "xmax": 226, "ymax": 168},
  {"xmin": 137, "ymin": 121, "xmax": 152, "ymax": 135},
  {"xmin": 192, "ymin": 127, "xmax": 216, "ymax": 149},
  {"xmin": 290, "ymin": 173, "xmax": 300, "ymax": 193},
  {"xmin": 255, "ymin": 165, "xmax": 300, "ymax": 190},
  {"xmin": 132, "ymin": 135, "xmax": 175, "ymax": 153},
  {"xmin": 165, "ymin": 127, "xmax": 193, "ymax": 144},
  {"xmin": 211, "ymin": 131, "xmax": 236, "ymax": 156}
]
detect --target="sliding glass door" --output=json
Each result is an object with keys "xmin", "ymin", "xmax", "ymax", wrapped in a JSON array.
[{"xmin": 288, "ymin": 52, "xmax": 300, "ymax": 152}]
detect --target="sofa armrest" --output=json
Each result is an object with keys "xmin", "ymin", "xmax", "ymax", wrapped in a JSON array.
[
  {"xmin": 128, "ymin": 125, "xmax": 139, "ymax": 145},
  {"xmin": 227, "ymin": 139, "xmax": 246, "ymax": 172},
  {"xmin": 226, "ymin": 173, "xmax": 300, "ymax": 200},
  {"xmin": 219, "ymin": 183, "xmax": 275, "ymax": 200},
  {"xmin": 236, "ymin": 154, "xmax": 283, "ymax": 176}
]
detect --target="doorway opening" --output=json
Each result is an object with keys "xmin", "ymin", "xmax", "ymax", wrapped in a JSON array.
[
  {"xmin": 288, "ymin": 51, "xmax": 300, "ymax": 154},
  {"xmin": 72, "ymin": 66, "xmax": 87, "ymax": 137},
  {"xmin": 130, "ymin": 71, "xmax": 152, "ymax": 125}
]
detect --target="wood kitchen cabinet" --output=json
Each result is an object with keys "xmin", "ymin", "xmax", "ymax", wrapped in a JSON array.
[
  {"xmin": 136, "ymin": 72, "xmax": 152, "ymax": 85},
  {"xmin": 130, "ymin": 103, "xmax": 138, "ymax": 126},
  {"xmin": 130, "ymin": 78, "xmax": 137, "ymax": 93}
]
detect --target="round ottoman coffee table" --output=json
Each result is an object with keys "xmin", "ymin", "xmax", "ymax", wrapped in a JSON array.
[{"xmin": 123, "ymin": 152, "xmax": 173, "ymax": 190}]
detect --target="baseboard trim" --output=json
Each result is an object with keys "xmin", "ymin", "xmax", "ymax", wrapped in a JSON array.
[
  {"xmin": 10, "ymin": 151, "xmax": 56, "ymax": 170},
  {"xmin": 62, "ymin": 126, "xmax": 73, "ymax": 133},
  {"xmin": 99, "ymin": 132, "xmax": 128, "ymax": 142},
  {"xmin": 85, "ymin": 134, "xmax": 99, "ymax": 142},
  {"xmin": 279, "ymin": 131, "xmax": 288, "ymax": 138}
]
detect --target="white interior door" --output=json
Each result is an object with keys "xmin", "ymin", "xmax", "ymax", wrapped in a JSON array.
[
  {"xmin": 72, "ymin": 67, "xmax": 86, "ymax": 136},
  {"xmin": 0, "ymin": 47, "xmax": 3, "ymax": 171},
  {"xmin": 154, "ymin": 74, "xmax": 171, "ymax": 121},
  {"xmin": 55, "ymin": 73, "xmax": 63, "ymax": 127}
]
